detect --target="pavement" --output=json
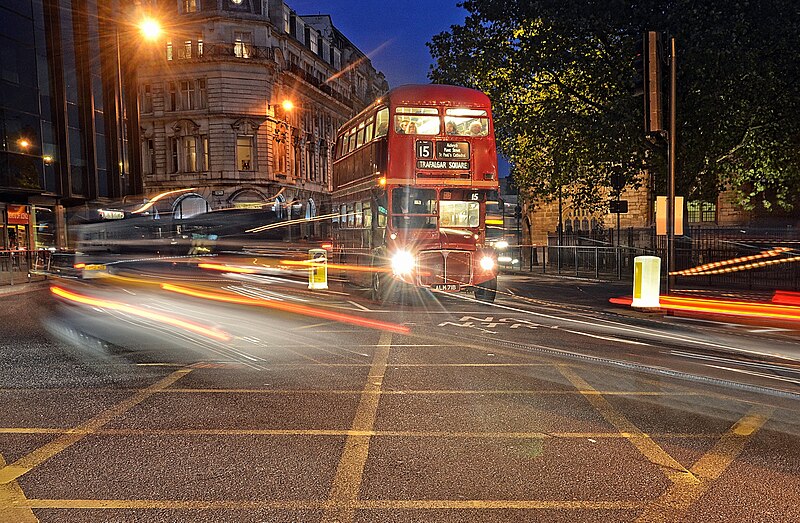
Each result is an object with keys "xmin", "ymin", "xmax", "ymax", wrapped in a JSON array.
[{"xmin": 0, "ymin": 275, "xmax": 50, "ymax": 296}]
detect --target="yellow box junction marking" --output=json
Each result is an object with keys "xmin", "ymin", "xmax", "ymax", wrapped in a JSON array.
[
  {"xmin": 634, "ymin": 405, "xmax": 773, "ymax": 522},
  {"xmin": 0, "ymin": 453, "xmax": 38, "ymax": 522},
  {"xmin": 0, "ymin": 368, "xmax": 192, "ymax": 485},
  {"xmin": 558, "ymin": 365, "xmax": 699, "ymax": 486},
  {"xmin": 321, "ymin": 331, "xmax": 391, "ymax": 523}
]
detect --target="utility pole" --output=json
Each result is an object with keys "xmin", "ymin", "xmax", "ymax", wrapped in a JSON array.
[{"xmin": 667, "ymin": 36, "xmax": 677, "ymax": 293}]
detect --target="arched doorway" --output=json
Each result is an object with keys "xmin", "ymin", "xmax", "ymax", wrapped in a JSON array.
[{"xmin": 173, "ymin": 194, "xmax": 210, "ymax": 219}]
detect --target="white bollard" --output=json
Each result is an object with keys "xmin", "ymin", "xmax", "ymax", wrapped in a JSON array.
[{"xmin": 632, "ymin": 256, "xmax": 661, "ymax": 308}]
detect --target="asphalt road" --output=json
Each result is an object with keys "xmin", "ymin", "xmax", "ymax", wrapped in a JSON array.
[{"xmin": 1, "ymin": 272, "xmax": 799, "ymax": 522}]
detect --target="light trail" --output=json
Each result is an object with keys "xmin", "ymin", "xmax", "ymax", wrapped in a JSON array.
[
  {"xmin": 131, "ymin": 187, "xmax": 196, "ymax": 214},
  {"xmin": 669, "ymin": 247, "xmax": 795, "ymax": 276},
  {"xmin": 197, "ymin": 263, "xmax": 258, "ymax": 274},
  {"xmin": 161, "ymin": 283, "xmax": 410, "ymax": 335},
  {"xmin": 50, "ymin": 286, "xmax": 231, "ymax": 342},
  {"xmin": 611, "ymin": 295, "xmax": 800, "ymax": 323}
]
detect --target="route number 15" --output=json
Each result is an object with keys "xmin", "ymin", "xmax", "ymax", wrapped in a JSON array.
[{"xmin": 416, "ymin": 140, "xmax": 433, "ymax": 159}]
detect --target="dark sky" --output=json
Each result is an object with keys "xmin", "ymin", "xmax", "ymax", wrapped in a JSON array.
[{"xmin": 293, "ymin": 0, "xmax": 470, "ymax": 87}]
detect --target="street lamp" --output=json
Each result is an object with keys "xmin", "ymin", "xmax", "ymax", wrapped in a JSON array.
[{"xmin": 138, "ymin": 17, "xmax": 162, "ymax": 42}]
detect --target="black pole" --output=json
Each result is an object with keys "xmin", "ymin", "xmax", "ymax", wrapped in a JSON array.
[
  {"xmin": 666, "ymin": 37, "xmax": 676, "ymax": 294},
  {"xmin": 616, "ymin": 192, "xmax": 621, "ymax": 247}
]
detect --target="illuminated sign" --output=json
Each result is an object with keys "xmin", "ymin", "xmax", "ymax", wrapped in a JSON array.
[
  {"xmin": 7, "ymin": 205, "xmax": 30, "ymax": 225},
  {"xmin": 97, "ymin": 209, "xmax": 125, "ymax": 220},
  {"xmin": 416, "ymin": 160, "xmax": 470, "ymax": 170},
  {"xmin": 416, "ymin": 140, "xmax": 470, "ymax": 161},
  {"xmin": 436, "ymin": 141, "xmax": 469, "ymax": 159}
]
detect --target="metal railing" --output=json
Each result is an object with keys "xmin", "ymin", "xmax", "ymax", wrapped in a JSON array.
[
  {"xmin": 501, "ymin": 245, "xmax": 645, "ymax": 280},
  {"xmin": 0, "ymin": 249, "xmax": 53, "ymax": 286}
]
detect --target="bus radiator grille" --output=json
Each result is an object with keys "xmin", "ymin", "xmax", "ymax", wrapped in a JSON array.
[{"xmin": 417, "ymin": 251, "xmax": 472, "ymax": 286}]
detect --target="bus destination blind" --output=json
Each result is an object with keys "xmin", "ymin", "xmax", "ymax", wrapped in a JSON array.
[{"xmin": 415, "ymin": 140, "xmax": 470, "ymax": 170}]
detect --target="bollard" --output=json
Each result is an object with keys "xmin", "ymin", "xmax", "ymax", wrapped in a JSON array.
[
  {"xmin": 631, "ymin": 256, "xmax": 661, "ymax": 308},
  {"xmin": 308, "ymin": 248, "xmax": 328, "ymax": 290}
]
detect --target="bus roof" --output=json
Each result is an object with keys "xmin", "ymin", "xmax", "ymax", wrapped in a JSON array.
[
  {"xmin": 386, "ymin": 84, "xmax": 491, "ymax": 108},
  {"xmin": 340, "ymin": 84, "xmax": 492, "ymax": 133}
]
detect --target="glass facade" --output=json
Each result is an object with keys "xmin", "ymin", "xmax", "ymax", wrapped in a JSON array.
[{"xmin": 0, "ymin": 0, "xmax": 140, "ymax": 249}]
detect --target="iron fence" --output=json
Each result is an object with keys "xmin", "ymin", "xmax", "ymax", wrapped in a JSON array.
[{"xmin": 517, "ymin": 225, "xmax": 800, "ymax": 289}]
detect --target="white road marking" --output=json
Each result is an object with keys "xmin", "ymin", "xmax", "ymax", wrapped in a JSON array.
[
  {"xmin": 563, "ymin": 329, "xmax": 650, "ymax": 346},
  {"xmin": 348, "ymin": 300, "xmax": 372, "ymax": 312},
  {"xmin": 703, "ymin": 364, "xmax": 800, "ymax": 385}
]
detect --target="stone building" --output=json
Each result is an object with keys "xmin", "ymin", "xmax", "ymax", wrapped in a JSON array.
[
  {"xmin": 136, "ymin": 0, "xmax": 387, "ymax": 229},
  {"xmin": 523, "ymin": 171, "xmax": 755, "ymax": 248}
]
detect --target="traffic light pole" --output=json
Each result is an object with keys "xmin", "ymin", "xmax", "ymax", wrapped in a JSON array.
[{"xmin": 666, "ymin": 37, "xmax": 677, "ymax": 294}]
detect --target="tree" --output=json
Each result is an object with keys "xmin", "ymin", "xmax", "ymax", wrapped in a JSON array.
[{"xmin": 428, "ymin": 0, "xmax": 800, "ymax": 213}]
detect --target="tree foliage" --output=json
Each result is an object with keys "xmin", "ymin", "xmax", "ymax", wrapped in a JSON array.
[{"xmin": 428, "ymin": 0, "xmax": 800, "ymax": 212}]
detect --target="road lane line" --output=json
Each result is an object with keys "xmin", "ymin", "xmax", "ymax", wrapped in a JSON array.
[
  {"xmin": 0, "ymin": 453, "xmax": 38, "ymax": 522},
  {"xmin": 558, "ymin": 365, "xmax": 699, "ymax": 486},
  {"xmin": 563, "ymin": 329, "xmax": 651, "ymax": 346},
  {"xmin": 321, "ymin": 331, "xmax": 391, "ymax": 523},
  {"xmin": 348, "ymin": 300, "xmax": 372, "ymax": 312},
  {"xmin": 0, "ymin": 427, "xmax": 724, "ymax": 439},
  {"xmin": 634, "ymin": 405, "xmax": 773, "ymax": 522},
  {"xmin": 0, "ymin": 368, "xmax": 192, "ymax": 485},
  {"xmin": 13, "ymin": 498, "xmax": 645, "ymax": 511}
]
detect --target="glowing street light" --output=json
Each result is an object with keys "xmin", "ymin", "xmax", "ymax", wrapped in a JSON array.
[
  {"xmin": 281, "ymin": 99, "xmax": 294, "ymax": 112},
  {"xmin": 18, "ymin": 139, "xmax": 31, "ymax": 149},
  {"xmin": 138, "ymin": 17, "xmax": 162, "ymax": 41}
]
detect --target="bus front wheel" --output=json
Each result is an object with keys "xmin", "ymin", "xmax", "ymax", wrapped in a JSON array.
[
  {"xmin": 474, "ymin": 277, "xmax": 497, "ymax": 303},
  {"xmin": 371, "ymin": 271, "xmax": 389, "ymax": 304}
]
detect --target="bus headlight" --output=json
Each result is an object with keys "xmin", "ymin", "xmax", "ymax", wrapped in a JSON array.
[
  {"xmin": 480, "ymin": 256, "xmax": 495, "ymax": 271},
  {"xmin": 391, "ymin": 250, "xmax": 415, "ymax": 275}
]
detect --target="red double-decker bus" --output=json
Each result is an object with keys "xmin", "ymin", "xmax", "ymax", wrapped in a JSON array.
[{"xmin": 331, "ymin": 84, "xmax": 500, "ymax": 303}]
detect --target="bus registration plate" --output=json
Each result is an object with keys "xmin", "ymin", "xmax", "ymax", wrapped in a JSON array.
[{"xmin": 432, "ymin": 284, "xmax": 460, "ymax": 291}]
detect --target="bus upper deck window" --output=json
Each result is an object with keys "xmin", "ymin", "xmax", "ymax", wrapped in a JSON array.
[
  {"xmin": 394, "ymin": 106, "xmax": 440, "ymax": 135},
  {"xmin": 444, "ymin": 108, "xmax": 489, "ymax": 137}
]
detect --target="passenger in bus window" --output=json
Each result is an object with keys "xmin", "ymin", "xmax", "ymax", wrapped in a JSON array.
[
  {"xmin": 376, "ymin": 120, "xmax": 388, "ymax": 136},
  {"xmin": 445, "ymin": 120, "xmax": 456, "ymax": 135},
  {"xmin": 396, "ymin": 119, "xmax": 408, "ymax": 134},
  {"xmin": 406, "ymin": 121, "xmax": 418, "ymax": 134},
  {"xmin": 470, "ymin": 122, "xmax": 484, "ymax": 136}
]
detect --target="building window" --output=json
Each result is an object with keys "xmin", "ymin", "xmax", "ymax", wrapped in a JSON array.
[
  {"xmin": 141, "ymin": 84, "xmax": 152, "ymax": 113},
  {"xmin": 182, "ymin": 0, "xmax": 197, "ymax": 13},
  {"xmin": 169, "ymin": 138, "xmax": 179, "ymax": 173},
  {"xmin": 142, "ymin": 139, "xmax": 155, "ymax": 174},
  {"xmin": 166, "ymin": 41, "xmax": 173, "ymax": 61},
  {"xmin": 234, "ymin": 32, "xmax": 252, "ymax": 58},
  {"xmin": 237, "ymin": 135, "xmax": 254, "ymax": 170},
  {"xmin": 273, "ymin": 136, "xmax": 286, "ymax": 173},
  {"xmin": 167, "ymin": 82, "xmax": 177, "ymax": 111},
  {"xmin": 321, "ymin": 143, "xmax": 328, "ymax": 184},
  {"xmin": 180, "ymin": 80, "xmax": 195, "ymax": 110},
  {"xmin": 283, "ymin": 9, "xmax": 290, "ymax": 34},
  {"xmin": 198, "ymin": 79, "xmax": 207, "ymax": 109},
  {"xmin": 178, "ymin": 40, "xmax": 192, "ymax": 59},
  {"xmin": 200, "ymin": 135, "xmax": 209, "ymax": 171},
  {"xmin": 183, "ymin": 136, "xmax": 197, "ymax": 171},
  {"xmin": 197, "ymin": 39, "xmax": 203, "ymax": 57},
  {"xmin": 307, "ymin": 28, "xmax": 318, "ymax": 54},
  {"xmin": 687, "ymin": 200, "xmax": 717, "ymax": 223}
]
